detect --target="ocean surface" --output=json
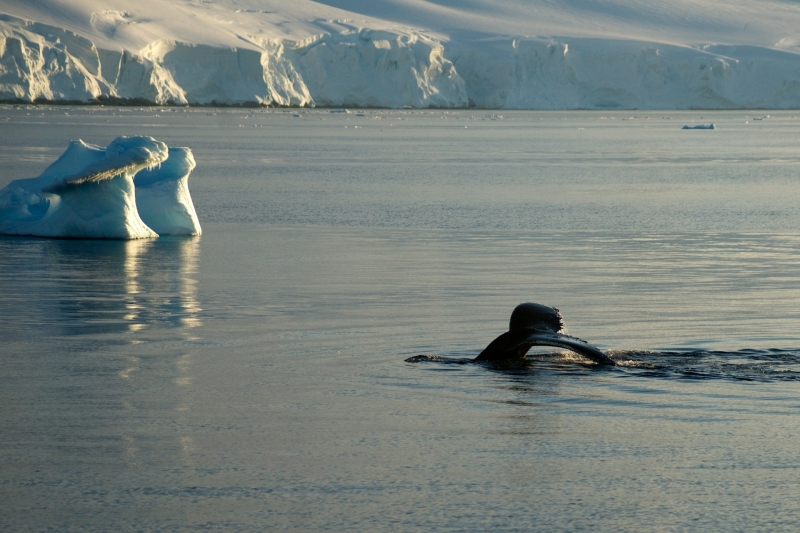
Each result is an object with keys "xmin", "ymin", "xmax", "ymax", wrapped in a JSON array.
[{"xmin": 2, "ymin": 107, "xmax": 800, "ymax": 531}]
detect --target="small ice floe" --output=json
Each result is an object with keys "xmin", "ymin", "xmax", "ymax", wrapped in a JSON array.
[
  {"xmin": 0, "ymin": 136, "xmax": 201, "ymax": 239},
  {"xmin": 682, "ymin": 124, "xmax": 715, "ymax": 129},
  {"xmin": 329, "ymin": 109, "xmax": 350, "ymax": 114}
]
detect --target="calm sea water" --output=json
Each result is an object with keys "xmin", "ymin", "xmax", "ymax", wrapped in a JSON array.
[{"xmin": 2, "ymin": 107, "xmax": 800, "ymax": 531}]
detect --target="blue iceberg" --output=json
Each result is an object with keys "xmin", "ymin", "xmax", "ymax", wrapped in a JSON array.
[
  {"xmin": 0, "ymin": 136, "xmax": 201, "ymax": 239},
  {"xmin": 134, "ymin": 147, "xmax": 202, "ymax": 236}
]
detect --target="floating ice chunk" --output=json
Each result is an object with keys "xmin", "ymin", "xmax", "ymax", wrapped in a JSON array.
[
  {"xmin": 0, "ymin": 137, "xmax": 201, "ymax": 240},
  {"xmin": 0, "ymin": 136, "xmax": 168, "ymax": 239},
  {"xmin": 682, "ymin": 124, "xmax": 716, "ymax": 129},
  {"xmin": 134, "ymin": 147, "xmax": 202, "ymax": 236}
]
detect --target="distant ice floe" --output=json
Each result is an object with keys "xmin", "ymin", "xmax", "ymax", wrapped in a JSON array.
[
  {"xmin": 682, "ymin": 124, "xmax": 716, "ymax": 129},
  {"xmin": 0, "ymin": 136, "xmax": 201, "ymax": 239}
]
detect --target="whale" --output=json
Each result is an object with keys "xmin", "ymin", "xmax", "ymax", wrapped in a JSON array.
[
  {"xmin": 407, "ymin": 302, "xmax": 615, "ymax": 365},
  {"xmin": 475, "ymin": 303, "xmax": 614, "ymax": 364}
]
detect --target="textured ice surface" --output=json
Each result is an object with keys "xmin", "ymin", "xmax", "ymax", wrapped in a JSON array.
[
  {"xmin": 0, "ymin": 136, "xmax": 200, "ymax": 239},
  {"xmin": 4, "ymin": 1, "xmax": 800, "ymax": 108},
  {"xmin": 134, "ymin": 147, "xmax": 201, "ymax": 236}
]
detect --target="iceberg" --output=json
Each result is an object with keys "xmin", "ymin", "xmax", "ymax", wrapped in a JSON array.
[
  {"xmin": 134, "ymin": 147, "xmax": 201, "ymax": 236},
  {"xmin": 0, "ymin": 136, "xmax": 201, "ymax": 239},
  {"xmin": 682, "ymin": 124, "xmax": 716, "ymax": 130}
]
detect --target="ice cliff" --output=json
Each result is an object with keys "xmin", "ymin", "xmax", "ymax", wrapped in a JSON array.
[
  {"xmin": 0, "ymin": 14, "xmax": 465, "ymax": 108},
  {"xmin": 448, "ymin": 37, "xmax": 800, "ymax": 109},
  {"xmin": 3, "ymin": 1, "xmax": 800, "ymax": 109},
  {"xmin": 0, "ymin": 136, "xmax": 201, "ymax": 239}
]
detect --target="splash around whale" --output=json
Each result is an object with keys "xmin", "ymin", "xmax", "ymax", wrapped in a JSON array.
[
  {"xmin": 406, "ymin": 303, "xmax": 615, "ymax": 366},
  {"xmin": 0, "ymin": 136, "xmax": 201, "ymax": 239}
]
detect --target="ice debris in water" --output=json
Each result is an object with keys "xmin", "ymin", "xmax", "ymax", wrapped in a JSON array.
[
  {"xmin": 682, "ymin": 124, "xmax": 716, "ymax": 129},
  {"xmin": 0, "ymin": 136, "xmax": 201, "ymax": 239}
]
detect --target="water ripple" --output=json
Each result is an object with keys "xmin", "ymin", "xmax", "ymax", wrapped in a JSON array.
[{"xmin": 407, "ymin": 348, "xmax": 800, "ymax": 382}]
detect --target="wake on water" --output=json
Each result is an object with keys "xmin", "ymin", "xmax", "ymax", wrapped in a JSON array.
[{"xmin": 407, "ymin": 348, "xmax": 800, "ymax": 382}]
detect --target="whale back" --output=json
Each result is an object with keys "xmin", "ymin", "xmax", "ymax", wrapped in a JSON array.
[{"xmin": 509, "ymin": 303, "xmax": 563, "ymax": 332}]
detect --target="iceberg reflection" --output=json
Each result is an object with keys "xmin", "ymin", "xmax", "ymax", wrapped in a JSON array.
[
  {"xmin": 0, "ymin": 234, "xmax": 206, "ymax": 477},
  {"xmin": 0, "ymin": 235, "xmax": 202, "ymax": 337}
]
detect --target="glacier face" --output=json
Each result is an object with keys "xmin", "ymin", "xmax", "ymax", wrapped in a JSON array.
[
  {"xmin": 3, "ymin": 5, "xmax": 800, "ymax": 109},
  {"xmin": 449, "ymin": 37, "xmax": 800, "ymax": 109},
  {"xmin": 0, "ymin": 14, "xmax": 466, "ymax": 108}
]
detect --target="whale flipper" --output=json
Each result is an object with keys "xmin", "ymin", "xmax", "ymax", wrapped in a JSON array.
[
  {"xmin": 474, "ymin": 303, "xmax": 615, "ymax": 365},
  {"xmin": 475, "ymin": 328, "xmax": 614, "ymax": 365},
  {"xmin": 405, "ymin": 303, "xmax": 614, "ymax": 366}
]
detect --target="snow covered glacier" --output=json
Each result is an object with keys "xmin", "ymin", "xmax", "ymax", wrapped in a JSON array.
[
  {"xmin": 0, "ymin": 14, "xmax": 466, "ymax": 108},
  {"xmin": 3, "ymin": 0, "xmax": 800, "ymax": 109},
  {"xmin": 0, "ymin": 136, "xmax": 201, "ymax": 239}
]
